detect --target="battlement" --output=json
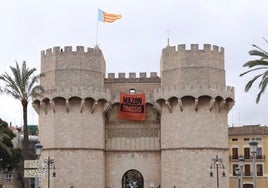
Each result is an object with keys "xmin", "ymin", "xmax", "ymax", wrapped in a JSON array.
[
  {"xmin": 164, "ymin": 44, "xmax": 224, "ymax": 54},
  {"xmin": 107, "ymin": 72, "xmax": 158, "ymax": 79},
  {"xmin": 41, "ymin": 46, "xmax": 102, "ymax": 57},
  {"xmin": 105, "ymin": 72, "xmax": 160, "ymax": 84}
]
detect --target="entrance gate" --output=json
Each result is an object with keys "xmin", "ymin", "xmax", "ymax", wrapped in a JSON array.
[{"xmin": 122, "ymin": 169, "xmax": 144, "ymax": 188}]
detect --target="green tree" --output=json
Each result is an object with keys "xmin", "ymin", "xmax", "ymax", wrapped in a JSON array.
[
  {"xmin": 0, "ymin": 119, "xmax": 13, "ymax": 158},
  {"xmin": 0, "ymin": 118, "xmax": 22, "ymax": 168},
  {"xmin": 0, "ymin": 61, "xmax": 42, "ymax": 159},
  {"xmin": 240, "ymin": 39, "xmax": 268, "ymax": 103}
]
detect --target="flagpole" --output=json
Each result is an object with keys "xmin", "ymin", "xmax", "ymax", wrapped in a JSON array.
[
  {"xmin": 96, "ymin": 0, "xmax": 100, "ymax": 47},
  {"xmin": 96, "ymin": 13, "xmax": 99, "ymax": 47}
]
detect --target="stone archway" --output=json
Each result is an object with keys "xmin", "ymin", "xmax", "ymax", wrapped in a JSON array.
[
  {"xmin": 122, "ymin": 169, "xmax": 144, "ymax": 188},
  {"xmin": 243, "ymin": 184, "xmax": 253, "ymax": 188}
]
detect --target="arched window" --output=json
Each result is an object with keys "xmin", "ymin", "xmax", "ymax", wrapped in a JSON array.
[{"xmin": 122, "ymin": 169, "xmax": 144, "ymax": 188}]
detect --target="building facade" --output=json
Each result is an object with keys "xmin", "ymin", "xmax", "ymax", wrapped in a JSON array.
[
  {"xmin": 33, "ymin": 43, "xmax": 234, "ymax": 187},
  {"xmin": 229, "ymin": 125, "xmax": 268, "ymax": 188}
]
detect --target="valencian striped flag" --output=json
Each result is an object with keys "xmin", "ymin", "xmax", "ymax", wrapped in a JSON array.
[{"xmin": 98, "ymin": 8, "xmax": 121, "ymax": 23}]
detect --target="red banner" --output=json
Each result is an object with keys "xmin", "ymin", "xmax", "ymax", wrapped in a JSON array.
[{"xmin": 119, "ymin": 92, "xmax": 146, "ymax": 121}]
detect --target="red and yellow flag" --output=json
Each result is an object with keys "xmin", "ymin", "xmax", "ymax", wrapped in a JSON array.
[{"xmin": 98, "ymin": 9, "xmax": 121, "ymax": 23}]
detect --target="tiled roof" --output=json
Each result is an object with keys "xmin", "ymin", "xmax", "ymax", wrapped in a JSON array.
[{"xmin": 228, "ymin": 125, "xmax": 268, "ymax": 135}]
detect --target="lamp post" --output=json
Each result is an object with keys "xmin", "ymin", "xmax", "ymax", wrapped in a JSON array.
[
  {"xmin": 238, "ymin": 156, "xmax": 245, "ymax": 188},
  {"xmin": 35, "ymin": 142, "xmax": 56, "ymax": 188},
  {"xmin": 235, "ymin": 167, "xmax": 241, "ymax": 188},
  {"xmin": 210, "ymin": 155, "xmax": 226, "ymax": 188},
  {"xmin": 249, "ymin": 140, "xmax": 258, "ymax": 188}
]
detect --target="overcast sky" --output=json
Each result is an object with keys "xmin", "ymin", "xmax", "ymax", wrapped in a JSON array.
[{"xmin": 0, "ymin": 0, "xmax": 268, "ymax": 126}]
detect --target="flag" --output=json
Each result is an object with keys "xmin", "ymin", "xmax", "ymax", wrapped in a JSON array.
[{"xmin": 98, "ymin": 8, "xmax": 121, "ymax": 23}]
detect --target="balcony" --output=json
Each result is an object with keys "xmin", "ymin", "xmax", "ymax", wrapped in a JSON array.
[{"xmin": 229, "ymin": 155, "xmax": 265, "ymax": 161}]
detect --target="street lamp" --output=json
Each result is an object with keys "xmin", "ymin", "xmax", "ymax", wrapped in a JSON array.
[
  {"xmin": 238, "ymin": 156, "xmax": 245, "ymax": 188},
  {"xmin": 235, "ymin": 167, "xmax": 241, "ymax": 188},
  {"xmin": 34, "ymin": 142, "xmax": 56, "ymax": 188},
  {"xmin": 235, "ymin": 156, "xmax": 244, "ymax": 188},
  {"xmin": 249, "ymin": 140, "xmax": 258, "ymax": 188},
  {"xmin": 210, "ymin": 155, "xmax": 226, "ymax": 188}
]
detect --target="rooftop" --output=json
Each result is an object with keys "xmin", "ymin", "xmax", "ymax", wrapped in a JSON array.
[{"xmin": 228, "ymin": 125, "xmax": 268, "ymax": 135}]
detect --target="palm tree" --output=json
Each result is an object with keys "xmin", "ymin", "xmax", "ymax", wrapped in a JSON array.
[
  {"xmin": 0, "ymin": 61, "xmax": 42, "ymax": 159},
  {"xmin": 240, "ymin": 40, "xmax": 268, "ymax": 103}
]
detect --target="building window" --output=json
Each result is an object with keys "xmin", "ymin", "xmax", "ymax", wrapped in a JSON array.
[
  {"xmin": 232, "ymin": 138, "xmax": 238, "ymax": 141},
  {"xmin": 243, "ymin": 138, "xmax": 250, "ymax": 141},
  {"xmin": 256, "ymin": 147, "xmax": 263, "ymax": 159},
  {"xmin": 233, "ymin": 164, "xmax": 238, "ymax": 176},
  {"xmin": 244, "ymin": 148, "xmax": 250, "ymax": 159},
  {"xmin": 244, "ymin": 164, "xmax": 251, "ymax": 176},
  {"xmin": 257, "ymin": 164, "xmax": 263, "ymax": 176},
  {"xmin": 256, "ymin": 137, "xmax": 262, "ymax": 141},
  {"xmin": 232, "ymin": 148, "xmax": 238, "ymax": 159},
  {"xmin": 5, "ymin": 172, "xmax": 12, "ymax": 182}
]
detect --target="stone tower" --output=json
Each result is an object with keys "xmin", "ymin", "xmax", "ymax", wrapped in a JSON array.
[
  {"xmin": 33, "ymin": 43, "xmax": 234, "ymax": 188},
  {"xmin": 158, "ymin": 44, "xmax": 234, "ymax": 187}
]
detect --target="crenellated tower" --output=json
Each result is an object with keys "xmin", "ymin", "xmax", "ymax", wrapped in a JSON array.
[
  {"xmin": 158, "ymin": 44, "xmax": 234, "ymax": 187},
  {"xmin": 33, "ymin": 46, "xmax": 109, "ymax": 187}
]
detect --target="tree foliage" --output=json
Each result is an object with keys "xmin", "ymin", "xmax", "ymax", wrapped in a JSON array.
[
  {"xmin": 240, "ymin": 39, "xmax": 268, "ymax": 103},
  {"xmin": 0, "ymin": 61, "xmax": 43, "ymax": 160},
  {"xmin": 0, "ymin": 118, "xmax": 22, "ymax": 171}
]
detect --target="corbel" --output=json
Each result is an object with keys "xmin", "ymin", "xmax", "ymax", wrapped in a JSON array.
[
  {"xmin": 178, "ymin": 98, "xmax": 183, "ymax": 111},
  {"xmin": 66, "ymin": 99, "xmax": 69, "ymax": 113},
  {"xmin": 165, "ymin": 100, "xmax": 172, "ymax": 113},
  {"xmin": 195, "ymin": 98, "xmax": 198, "ymax": 111},
  {"xmin": 103, "ymin": 102, "xmax": 112, "ymax": 114},
  {"xmin": 219, "ymin": 99, "xmax": 226, "ymax": 112},
  {"xmin": 91, "ymin": 101, "xmax": 98, "ymax": 113},
  {"xmin": 50, "ymin": 99, "xmax": 55, "ymax": 113},
  {"xmin": 209, "ymin": 98, "xmax": 215, "ymax": 111},
  {"xmin": 153, "ymin": 102, "xmax": 162, "ymax": 115},
  {"xmin": 80, "ymin": 99, "xmax": 85, "ymax": 113},
  {"xmin": 40, "ymin": 101, "xmax": 47, "ymax": 114}
]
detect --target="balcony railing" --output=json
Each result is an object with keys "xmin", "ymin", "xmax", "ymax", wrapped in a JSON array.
[
  {"xmin": 229, "ymin": 155, "xmax": 265, "ymax": 161},
  {"xmin": 232, "ymin": 172, "xmax": 263, "ymax": 177}
]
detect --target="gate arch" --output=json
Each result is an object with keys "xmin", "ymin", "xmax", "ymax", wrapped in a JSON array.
[{"xmin": 122, "ymin": 169, "xmax": 144, "ymax": 188}]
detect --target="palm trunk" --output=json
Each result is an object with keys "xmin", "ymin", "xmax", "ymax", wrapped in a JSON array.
[
  {"xmin": 22, "ymin": 100, "xmax": 29, "ymax": 159},
  {"xmin": 22, "ymin": 100, "xmax": 29, "ymax": 188}
]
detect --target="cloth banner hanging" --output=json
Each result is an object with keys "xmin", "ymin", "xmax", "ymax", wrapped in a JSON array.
[{"xmin": 119, "ymin": 92, "xmax": 146, "ymax": 121}]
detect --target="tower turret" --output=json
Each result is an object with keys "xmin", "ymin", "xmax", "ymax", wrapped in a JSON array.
[
  {"xmin": 158, "ymin": 43, "xmax": 234, "ymax": 187},
  {"xmin": 34, "ymin": 46, "xmax": 108, "ymax": 187},
  {"xmin": 41, "ymin": 46, "xmax": 106, "ymax": 90},
  {"xmin": 160, "ymin": 44, "xmax": 225, "ymax": 87}
]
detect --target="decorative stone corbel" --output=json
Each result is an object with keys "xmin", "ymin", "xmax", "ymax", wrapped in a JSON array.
[
  {"xmin": 66, "ymin": 99, "xmax": 69, "ymax": 113},
  {"xmin": 40, "ymin": 101, "xmax": 47, "ymax": 114},
  {"xmin": 153, "ymin": 102, "xmax": 162, "ymax": 115},
  {"xmin": 50, "ymin": 99, "xmax": 55, "ymax": 113},
  {"xmin": 210, "ymin": 98, "xmax": 215, "ymax": 111},
  {"xmin": 103, "ymin": 102, "xmax": 112, "ymax": 114},
  {"xmin": 195, "ymin": 98, "xmax": 198, "ymax": 111},
  {"xmin": 91, "ymin": 101, "xmax": 98, "ymax": 113},
  {"xmin": 178, "ymin": 98, "xmax": 183, "ymax": 111},
  {"xmin": 165, "ymin": 100, "xmax": 172, "ymax": 113},
  {"xmin": 219, "ymin": 99, "xmax": 226, "ymax": 112},
  {"xmin": 80, "ymin": 99, "xmax": 85, "ymax": 113}
]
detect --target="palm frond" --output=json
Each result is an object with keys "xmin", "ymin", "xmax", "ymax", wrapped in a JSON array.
[
  {"xmin": 256, "ymin": 76, "xmax": 268, "ymax": 103},
  {"xmin": 240, "ymin": 67, "xmax": 268, "ymax": 76},
  {"xmin": 242, "ymin": 60, "xmax": 268, "ymax": 68},
  {"xmin": 244, "ymin": 74, "xmax": 263, "ymax": 92},
  {"xmin": 249, "ymin": 50, "xmax": 268, "ymax": 59}
]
